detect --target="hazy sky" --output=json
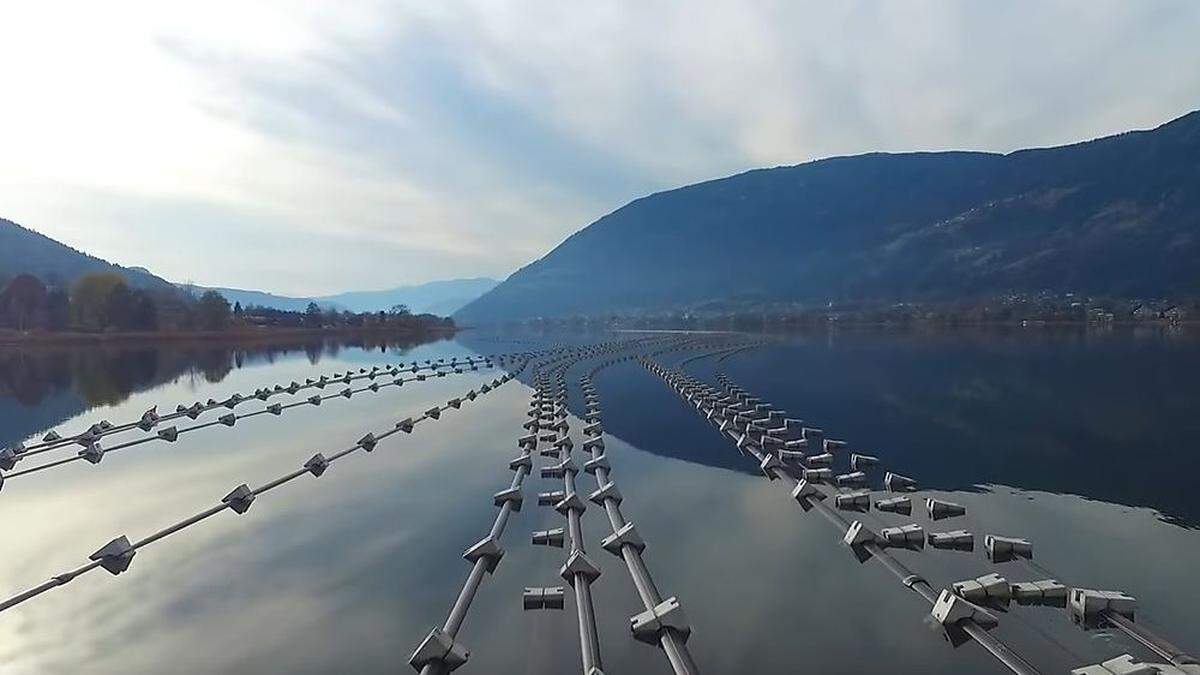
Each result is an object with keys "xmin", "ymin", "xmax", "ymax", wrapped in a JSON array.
[{"xmin": 1, "ymin": 1, "xmax": 1197, "ymax": 295}]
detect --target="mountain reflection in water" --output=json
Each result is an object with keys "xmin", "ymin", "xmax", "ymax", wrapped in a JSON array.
[
  {"xmin": 0, "ymin": 327, "xmax": 1197, "ymax": 675},
  {"xmin": 0, "ymin": 334, "xmax": 453, "ymax": 451}
]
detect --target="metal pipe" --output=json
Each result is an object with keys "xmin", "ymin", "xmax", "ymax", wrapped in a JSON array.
[
  {"xmin": 647, "ymin": 358, "xmax": 1044, "ymax": 675},
  {"xmin": 443, "ymin": 559, "xmax": 490, "ymax": 636},
  {"xmin": 409, "ymin": 354, "xmax": 584, "ymax": 675},
  {"xmin": 622, "ymin": 548, "xmax": 665, "ymax": 610},
  {"xmin": 5, "ymin": 352, "xmax": 523, "ymax": 476},
  {"xmin": 962, "ymin": 622, "xmax": 1043, "ymax": 675},
  {"xmin": 1006, "ymin": 556, "xmax": 1200, "ymax": 669},
  {"xmin": 1103, "ymin": 609, "xmax": 1200, "ymax": 668},
  {"xmin": 550, "ymin": 367, "xmax": 604, "ymax": 674},
  {"xmin": 10, "ymin": 354, "xmax": 515, "ymax": 460},
  {"xmin": 3, "ymin": 365, "xmax": 489, "ymax": 483},
  {"xmin": 575, "ymin": 577, "xmax": 603, "ymax": 672},
  {"xmin": 706, "ymin": 361, "xmax": 1197, "ymax": 675},
  {"xmin": 0, "ymin": 365, "xmax": 525, "ymax": 618},
  {"xmin": 575, "ymin": 364, "xmax": 701, "ymax": 675}
]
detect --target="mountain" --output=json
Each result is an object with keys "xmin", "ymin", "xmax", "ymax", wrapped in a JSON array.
[
  {"xmin": 0, "ymin": 216, "xmax": 495, "ymax": 316},
  {"xmin": 320, "ymin": 278, "xmax": 499, "ymax": 315},
  {"xmin": 176, "ymin": 285, "xmax": 320, "ymax": 313},
  {"xmin": 0, "ymin": 218, "xmax": 174, "ymax": 290},
  {"xmin": 456, "ymin": 110, "xmax": 1200, "ymax": 323},
  {"xmin": 183, "ymin": 277, "xmax": 498, "ymax": 316}
]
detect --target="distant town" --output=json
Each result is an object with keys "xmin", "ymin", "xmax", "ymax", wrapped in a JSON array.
[{"xmin": 497, "ymin": 292, "xmax": 1197, "ymax": 331}]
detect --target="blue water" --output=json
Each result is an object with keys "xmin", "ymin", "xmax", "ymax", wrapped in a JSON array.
[{"xmin": 0, "ymin": 327, "xmax": 1197, "ymax": 674}]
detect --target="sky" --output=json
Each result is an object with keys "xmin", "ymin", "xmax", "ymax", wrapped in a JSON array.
[{"xmin": 1, "ymin": 1, "xmax": 1198, "ymax": 296}]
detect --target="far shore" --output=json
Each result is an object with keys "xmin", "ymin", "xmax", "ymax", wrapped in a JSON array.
[{"xmin": 0, "ymin": 325, "xmax": 457, "ymax": 347}]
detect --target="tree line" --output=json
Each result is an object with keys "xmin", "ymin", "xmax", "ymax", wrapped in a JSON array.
[{"xmin": 0, "ymin": 272, "xmax": 454, "ymax": 335}]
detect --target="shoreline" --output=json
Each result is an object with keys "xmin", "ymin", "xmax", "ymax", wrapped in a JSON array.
[{"xmin": 0, "ymin": 325, "xmax": 458, "ymax": 347}]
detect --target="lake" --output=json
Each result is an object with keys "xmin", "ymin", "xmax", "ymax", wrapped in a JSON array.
[{"xmin": 1, "ymin": 326, "xmax": 1197, "ymax": 674}]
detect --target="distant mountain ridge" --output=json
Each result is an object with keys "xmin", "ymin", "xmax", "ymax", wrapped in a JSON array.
[
  {"xmin": 456, "ymin": 110, "xmax": 1200, "ymax": 322},
  {"xmin": 1, "ymin": 217, "xmax": 495, "ymax": 317},
  {"xmin": 0, "ymin": 218, "xmax": 173, "ymax": 290},
  {"xmin": 182, "ymin": 277, "xmax": 498, "ymax": 316}
]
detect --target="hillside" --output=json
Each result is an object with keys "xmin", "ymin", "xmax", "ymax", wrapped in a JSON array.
[
  {"xmin": 456, "ymin": 110, "xmax": 1200, "ymax": 322},
  {"xmin": 321, "ymin": 277, "xmax": 499, "ymax": 314},
  {"xmin": 0, "ymin": 218, "xmax": 492, "ymax": 317},
  {"xmin": 0, "ymin": 218, "xmax": 173, "ymax": 290},
  {"xmin": 176, "ymin": 285, "xmax": 320, "ymax": 313},
  {"xmin": 183, "ymin": 277, "xmax": 498, "ymax": 315}
]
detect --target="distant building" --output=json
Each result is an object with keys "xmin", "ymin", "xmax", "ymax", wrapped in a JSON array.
[{"xmin": 1131, "ymin": 304, "xmax": 1159, "ymax": 320}]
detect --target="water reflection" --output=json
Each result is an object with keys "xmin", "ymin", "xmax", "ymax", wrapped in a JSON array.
[
  {"xmin": 0, "ymin": 334, "xmax": 453, "ymax": 452},
  {"xmin": 709, "ymin": 326, "xmax": 1200, "ymax": 528},
  {"xmin": 0, "ymin": 330, "xmax": 1197, "ymax": 674},
  {"xmin": 465, "ymin": 326, "xmax": 1200, "ymax": 528}
]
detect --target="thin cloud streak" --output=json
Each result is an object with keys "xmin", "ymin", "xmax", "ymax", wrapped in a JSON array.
[{"xmin": 1, "ymin": 1, "xmax": 1197, "ymax": 295}]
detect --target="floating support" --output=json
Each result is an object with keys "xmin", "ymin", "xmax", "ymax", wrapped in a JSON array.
[
  {"xmin": 1069, "ymin": 588, "xmax": 1137, "ymax": 629},
  {"xmin": 953, "ymin": 573, "xmax": 1011, "ymax": 608},
  {"xmin": 984, "ymin": 535, "xmax": 1033, "ymax": 563},
  {"xmin": 884, "ymin": 472, "xmax": 917, "ymax": 492},
  {"xmin": 875, "ymin": 496, "xmax": 912, "ymax": 515},
  {"xmin": 409, "ymin": 627, "xmax": 470, "ymax": 673},
  {"xmin": 222, "ymin": 484, "xmax": 256, "ymax": 514},
  {"xmin": 880, "ymin": 524, "xmax": 926, "ymax": 550},
  {"xmin": 523, "ymin": 587, "xmax": 566, "ymax": 610},
  {"xmin": 850, "ymin": 454, "xmax": 878, "ymax": 471},
  {"xmin": 88, "ymin": 535, "xmax": 136, "ymax": 575},
  {"xmin": 1011, "ymin": 580, "xmax": 1067, "ymax": 608},
  {"xmin": 463, "ymin": 536, "xmax": 505, "ymax": 574},
  {"xmin": 631, "ymin": 598, "xmax": 691, "ymax": 645},
  {"xmin": 928, "ymin": 530, "xmax": 974, "ymax": 552},
  {"xmin": 532, "ymin": 528, "xmax": 566, "ymax": 548},
  {"xmin": 927, "ymin": 498, "xmax": 967, "ymax": 521}
]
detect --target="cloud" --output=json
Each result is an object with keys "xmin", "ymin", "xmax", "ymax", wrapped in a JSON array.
[{"xmin": 1, "ymin": 1, "xmax": 1197, "ymax": 295}]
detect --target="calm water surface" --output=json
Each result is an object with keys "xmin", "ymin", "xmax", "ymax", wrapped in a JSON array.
[{"xmin": 0, "ymin": 327, "xmax": 1197, "ymax": 674}]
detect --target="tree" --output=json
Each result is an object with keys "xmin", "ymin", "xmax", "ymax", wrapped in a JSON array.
[
  {"xmin": 389, "ymin": 304, "xmax": 411, "ymax": 316},
  {"xmin": 105, "ymin": 282, "xmax": 136, "ymax": 329},
  {"xmin": 233, "ymin": 301, "xmax": 243, "ymax": 316},
  {"xmin": 196, "ymin": 290, "xmax": 232, "ymax": 331},
  {"xmin": 46, "ymin": 287, "xmax": 70, "ymax": 330},
  {"xmin": 101, "ymin": 284, "xmax": 159, "ymax": 331},
  {"xmin": 72, "ymin": 272, "xmax": 127, "ymax": 330},
  {"xmin": 153, "ymin": 292, "xmax": 194, "ymax": 331},
  {"xmin": 305, "ymin": 302, "xmax": 323, "ymax": 327},
  {"xmin": 0, "ymin": 274, "xmax": 48, "ymax": 330},
  {"xmin": 131, "ymin": 289, "xmax": 158, "ymax": 330}
]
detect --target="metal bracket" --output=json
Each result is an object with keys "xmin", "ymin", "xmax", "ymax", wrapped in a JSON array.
[
  {"xmin": 493, "ymin": 487, "xmax": 524, "ymax": 511},
  {"xmin": 463, "ymin": 536, "xmax": 505, "ymax": 573},
  {"xmin": 89, "ymin": 535, "xmax": 136, "ymax": 575},
  {"xmin": 222, "ymin": 484, "xmax": 256, "ymax": 514},
  {"xmin": 601, "ymin": 522, "xmax": 646, "ymax": 556},
  {"xmin": 631, "ymin": 597, "xmax": 691, "ymax": 644},
  {"xmin": 304, "ymin": 453, "xmax": 329, "ymax": 477},
  {"xmin": 560, "ymin": 550, "xmax": 602, "ymax": 585},
  {"xmin": 408, "ymin": 627, "xmax": 469, "ymax": 672},
  {"xmin": 588, "ymin": 482, "xmax": 622, "ymax": 506}
]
